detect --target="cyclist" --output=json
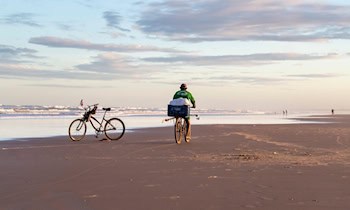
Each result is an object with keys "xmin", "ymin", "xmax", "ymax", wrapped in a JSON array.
[{"xmin": 173, "ymin": 83, "xmax": 196, "ymax": 141}]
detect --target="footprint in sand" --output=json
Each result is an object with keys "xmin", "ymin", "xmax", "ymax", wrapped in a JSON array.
[
  {"xmin": 169, "ymin": 195, "xmax": 180, "ymax": 200},
  {"xmin": 144, "ymin": 184, "xmax": 160, "ymax": 187},
  {"xmin": 84, "ymin": 194, "xmax": 98, "ymax": 198}
]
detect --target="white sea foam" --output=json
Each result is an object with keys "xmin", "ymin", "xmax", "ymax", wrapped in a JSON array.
[{"xmin": 0, "ymin": 104, "xmax": 252, "ymax": 119}]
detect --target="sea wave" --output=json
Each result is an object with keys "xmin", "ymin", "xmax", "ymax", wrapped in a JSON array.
[{"xmin": 0, "ymin": 104, "xmax": 268, "ymax": 119}]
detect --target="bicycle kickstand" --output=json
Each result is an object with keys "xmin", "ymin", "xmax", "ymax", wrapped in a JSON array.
[{"xmin": 95, "ymin": 130, "xmax": 101, "ymax": 138}]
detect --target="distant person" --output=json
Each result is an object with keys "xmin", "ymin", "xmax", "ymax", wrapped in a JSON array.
[
  {"xmin": 173, "ymin": 83, "xmax": 196, "ymax": 141},
  {"xmin": 331, "ymin": 109, "xmax": 334, "ymax": 115}
]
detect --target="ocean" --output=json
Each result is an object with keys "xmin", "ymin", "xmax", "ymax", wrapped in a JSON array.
[{"xmin": 0, "ymin": 104, "xmax": 338, "ymax": 141}]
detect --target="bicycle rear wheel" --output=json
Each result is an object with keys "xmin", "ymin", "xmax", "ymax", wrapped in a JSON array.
[
  {"xmin": 104, "ymin": 118, "xmax": 125, "ymax": 140},
  {"xmin": 68, "ymin": 119, "xmax": 87, "ymax": 141},
  {"xmin": 174, "ymin": 118, "xmax": 183, "ymax": 144}
]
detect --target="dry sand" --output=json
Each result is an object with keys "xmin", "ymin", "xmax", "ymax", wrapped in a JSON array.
[{"xmin": 1, "ymin": 115, "xmax": 350, "ymax": 210}]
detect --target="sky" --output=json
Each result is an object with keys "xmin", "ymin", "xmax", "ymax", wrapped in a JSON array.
[{"xmin": 1, "ymin": 0, "xmax": 350, "ymax": 111}]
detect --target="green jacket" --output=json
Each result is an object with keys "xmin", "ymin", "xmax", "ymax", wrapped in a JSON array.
[{"xmin": 173, "ymin": 90, "xmax": 195, "ymax": 107}]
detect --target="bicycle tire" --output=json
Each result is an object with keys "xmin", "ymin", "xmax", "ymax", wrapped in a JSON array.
[
  {"xmin": 174, "ymin": 118, "xmax": 183, "ymax": 144},
  {"xmin": 183, "ymin": 119, "xmax": 190, "ymax": 143},
  {"xmin": 68, "ymin": 119, "xmax": 87, "ymax": 141},
  {"xmin": 104, "ymin": 118, "xmax": 125, "ymax": 140}
]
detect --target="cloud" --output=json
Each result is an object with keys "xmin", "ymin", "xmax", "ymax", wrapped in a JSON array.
[
  {"xmin": 75, "ymin": 53, "xmax": 137, "ymax": 74},
  {"xmin": 0, "ymin": 63, "xmax": 115, "ymax": 81},
  {"xmin": 103, "ymin": 11, "xmax": 130, "ymax": 32},
  {"xmin": 136, "ymin": 0, "xmax": 350, "ymax": 42},
  {"xmin": 0, "ymin": 52, "xmax": 166, "ymax": 81},
  {"xmin": 56, "ymin": 23, "xmax": 74, "ymax": 31},
  {"xmin": 286, "ymin": 73, "xmax": 340, "ymax": 78},
  {"xmin": 29, "ymin": 36, "xmax": 184, "ymax": 53},
  {"xmin": 100, "ymin": 31, "xmax": 133, "ymax": 39},
  {"xmin": 142, "ymin": 53, "xmax": 337, "ymax": 66},
  {"xmin": 0, "ymin": 44, "xmax": 42, "ymax": 63},
  {"xmin": 189, "ymin": 72, "xmax": 341, "ymax": 86},
  {"xmin": 206, "ymin": 75, "xmax": 290, "ymax": 85},
  {"xmin": 25, "ymin": 84, "xmax": 112, "ymax": 89},
  {"xmin": 1, "ymin": 13, "xmax": 42, "ymax": 27},
  {"xmin": 75, "ymin": 52, "xmax": 164, "ymax": 78},
  {"xmin": 0, "ymin": 45, "xmax": 37, "ymax": 57},
  {"xmin": 0, "ymin": 50, "xmax": 339, "ymax": 85}
]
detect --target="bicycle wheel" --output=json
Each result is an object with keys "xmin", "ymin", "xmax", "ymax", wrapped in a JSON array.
[
  {"xmin": 104, "ymin": 118, "xmax": 125, "ymax": 140},
  {"xmin": 174, "ymin": 118, "xmax": 183, "ymax": 144},
  {"xmin": 68, "ymin": 119, "xmax": 86, "ymax": 141},
  {"xmin": 183, "ymin": 119, "xmax": 189, "ymax": 143}
]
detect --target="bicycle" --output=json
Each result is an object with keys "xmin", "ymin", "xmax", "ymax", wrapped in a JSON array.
[
  {"xmin": 164, "ymin": 105, "xmax": 199, "ymax": 144},
  {"xmin": 68, "ymin": 104, "xmax": 125, "ymax": 141}
]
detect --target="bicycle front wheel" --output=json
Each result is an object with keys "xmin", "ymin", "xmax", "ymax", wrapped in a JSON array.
[
  {"xmin": 183, "ymin": 119, "xmax": 189, "ymax": 143},
  {"xmin": 174, "ymin": 118, "xmax": 183, "ymax": 144},
  {"xmin": 105, "ymin": 118, "xmax": 125, "ymax": 140},
  {"xmin": 68, "ymin": 119, "xmax": 87, "ymax": 141}
]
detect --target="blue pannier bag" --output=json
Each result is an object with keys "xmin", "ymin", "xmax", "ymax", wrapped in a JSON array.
[{"xmin": 167, "ymin": 105, "xmax": 190, "ymax": 117}]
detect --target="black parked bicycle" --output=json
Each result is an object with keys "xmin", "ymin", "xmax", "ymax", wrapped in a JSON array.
[{"xmin": 68, "ymin": 104, "xmax": 125, "ymax": 141}]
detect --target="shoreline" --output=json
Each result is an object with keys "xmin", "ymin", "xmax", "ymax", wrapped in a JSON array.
[
  {"xmin": 1, "ymin": 114, "xmax": 337, "ymax": 142},
  {"xmin": 1, "ymin": 114, "xmax": 350, "ymax": 209}
]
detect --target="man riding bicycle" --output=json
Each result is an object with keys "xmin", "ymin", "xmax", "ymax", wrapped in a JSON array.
[{"xmin": 173, "ymin": 83, "xmax": 196, "ymax": 141}]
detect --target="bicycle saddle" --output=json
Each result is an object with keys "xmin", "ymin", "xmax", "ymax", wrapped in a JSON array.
[{"xmin": 103, "ymin": 108, "xmax": 111, "ymax": 111}]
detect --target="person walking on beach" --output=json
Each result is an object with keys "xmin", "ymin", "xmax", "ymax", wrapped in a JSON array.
[{"xmin": 173, "ymin": 83, "xmax": 196, "ymax": 141}]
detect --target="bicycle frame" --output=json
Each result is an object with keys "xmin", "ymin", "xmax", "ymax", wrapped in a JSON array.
[
  {"xmin": 86, "ymin": 109, "xmax": 110, "ymax": 135},
  {"xmin": 89, "ymin": 116, "xmax": 105, "ymax": 134}
]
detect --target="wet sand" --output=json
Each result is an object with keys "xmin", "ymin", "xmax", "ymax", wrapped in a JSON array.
[{"xmin": 1, "ymin": 115, "xmax": 350, "ymax": 210}]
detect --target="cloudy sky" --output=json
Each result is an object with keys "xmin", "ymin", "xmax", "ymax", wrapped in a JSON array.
[{"xmin": 1, "ymin": 0, "xmax": 350, "ymax": 111}]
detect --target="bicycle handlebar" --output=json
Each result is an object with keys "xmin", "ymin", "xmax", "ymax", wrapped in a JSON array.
[
  {"xmin": 84, "ymin": 103, "xmax": 99, "ymax": 110},
  {"xmin": 163, "ymin": 114, "xmax": 200, "ymax": 123}
]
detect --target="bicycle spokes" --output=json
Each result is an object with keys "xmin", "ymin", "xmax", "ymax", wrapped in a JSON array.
[
  {"xmin": 105, "ymin": 121, "xmax": 116, "ymax": 131},
  {"xmin": 77, "ymin": 121, "xmax": 84, "ymax": 131},
  {"xmin": 104, "ymin": 118, "xmax": 125, "ymax": 140},
  {"xmin": 68, "ymin": 119, "xmax": 87, "ymax": 141}
]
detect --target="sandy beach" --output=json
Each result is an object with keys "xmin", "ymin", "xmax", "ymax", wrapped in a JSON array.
[{"xmin": 1, "ymin": 115, "xmax": 350, "ymax": 210}]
